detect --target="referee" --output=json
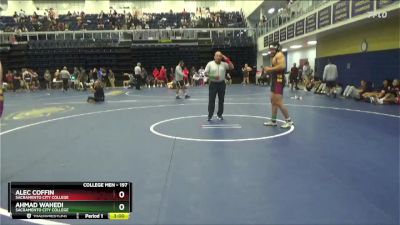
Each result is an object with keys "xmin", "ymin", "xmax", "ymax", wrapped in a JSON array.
[
  {"xmin": 205, "ymin": 51, "xmax": 234, "ymax": 121},
  {"xmin": 134, "ymin": 62, "xmax": 142, "ymax": 90}
]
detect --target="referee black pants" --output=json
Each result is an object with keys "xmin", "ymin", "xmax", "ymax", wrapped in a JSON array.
[
  {"xmin": 208, "ymin": 81, "xmax": 226, "ymax": 117},
  {"xmin": 134, "ymin": 74, "xmax": 141, "ymax": 90}
]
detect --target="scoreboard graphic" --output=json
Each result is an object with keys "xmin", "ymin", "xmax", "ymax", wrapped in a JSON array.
[{"xmin": 8, "ymin": 182, "xmax": 132, "ymax": 220}]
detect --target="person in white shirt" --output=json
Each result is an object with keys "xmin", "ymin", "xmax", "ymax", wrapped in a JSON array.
[
  {"xmin": 134, "ymin": 62, "xmax": 142, "ymax": 90},
  {"xmin": 198, "ymin": 66, "xmax": 206, "ymax": 86},
  {"xmin": 60, "ymin": 66, "xmax": 71, "ymax": 92},
  {"xmin": 322, "ymin": 59, "xmax": 338, "ymax": 96},
  {"xmin": 174, "ymin": 60, "xmax": 190, "ymax": 99},
  {"xmin": 205, "ymin": 51, "xmax": 234, "ymax": 121}
]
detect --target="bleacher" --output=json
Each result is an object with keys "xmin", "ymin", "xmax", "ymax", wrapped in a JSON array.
[
  {"xmin": 0, "ymin": 10, "xmax": 245, "ymax": 32},
  {"xmin": 1, "ymin": 32, "xmax": 255, "ymax": 85}
]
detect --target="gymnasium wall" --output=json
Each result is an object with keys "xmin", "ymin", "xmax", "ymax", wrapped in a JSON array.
[
  {"xmin": 315, "ymin": 14, "xmax": 400, "ymax": 87},
  {"xmin": 287, "ymin": 47, "xmax": 316, "ymax": 73}
]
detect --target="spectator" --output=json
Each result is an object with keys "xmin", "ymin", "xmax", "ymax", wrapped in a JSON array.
[
  {"xmin": 255, "ymin": 66, "xmax": 263, "ymax": 85},
  {"xmin": 139, "ymin": 67, "xmax": 146, "ymax": 87},
  {"xmin": 97, "ymin": 67, "xmax": 104, "ymax": 81},
  {"xmin": 376, "ymin": 79, "xmax": 399, "ymax": 104},
  {"xmin": 13, "ymin": 70, "xmax": 22, "ymax": 92},
  {"xmin": 302, "ymin": 61, "xmax": 311, "ymax": 86},
  {"xmin": 342, "ymin": 80, "xmax": 371, "ymax": 100},
  {"xmin": 241, "ymin": 63, "xmax": 251, "ymax": 85},
  {"xmin": 79, "ymin": 67, "xmax": 88, "ymax": 91},
  {"xmin": 6, "ymin": 70, "xmax": 14, "ymax": 91},
  {"xmin": 146, "ymin": 69, "xmax": 155, "ymax": 88},
  {"xmin": 107, "ymin": 69, "xmax": 115, "ymax": 88},
  {"xmin": 87, "ymin": 79, "xmax": 105, "ymax": 104},
  {"xmin": 198, "ymin": 66, "xmax": 206, "ymax": 86},
  {"xmin": 22, "ymin": 69, "xmax": 32, "ymax": 91},
  {"xmin": 190, "ymin": 66, "xmax": 197, "ymax": 86},
  {"xmin": 60, "ymin": 66, "xmax": 71, "ymax": 92},
  {"xmin": 44, "ymin": 69, "xmax": 52, "ymax": 90},
  {"xmin": 322, "ymin": 59, "xmax": 338, "ymax": 96},
  {"xmin": 289, "ymin": 63, "xmax": 299, "ymax": 90},
  {"xmin": 225, "ymin": 72, "xmax": 232, "ymax": 85},
  {"xmin": 183, "ymin": 67, "xmax": 189, "ymax": 86},
  {"xmin": 158, "ymin": 66, "xmax": 167, "ymax": 87},
  {"xmin": 152, "ymin": 67, "xmax": 160, "ymax": 87},
  {"xmin": 332, "ymin": 83, "xmax": 343, "ymax": 98},
  {"xmin": 363, "ymin": 80, "xmax": 392, "ymax": 103},
  {"xmin": 90, "ymin": 68, "xmax": 97, "ymax": 81},
  {"xmin": 123, "ymin": 72, "xmax": 133, "ymax": 88},
  {"xmin": 168, "ymin": 67, "xmax": 175, "ymax": 82}
]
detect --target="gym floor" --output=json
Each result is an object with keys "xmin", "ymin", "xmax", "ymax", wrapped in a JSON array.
[{"xmin": 1, "ymin": 84, "xmax": 399, "ymax": 225}]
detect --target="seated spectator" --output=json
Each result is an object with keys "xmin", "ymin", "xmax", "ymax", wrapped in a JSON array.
[
  {"xmin": 305, "ymin": 78, "xmax": 318, "ymax": 92},
  {"xmin": 362, "ymin": 79, "xmax": 392, "ymax": 103},
  {"xmin": 342, "ymin": 80, "xmax": 371, "ymax": 100},
  {"xmin": 87, "ymin": 79, "xmax": 104, "ymax": 104},
  {"xmin": 314, "ymin": 81, "xmax": 327, "ymax": 94},
  {"xmin": 374, "ymin": 79, "xmax": 399, "ymax": 104},
  {"xmin": 332, "ymin": 83, "xmax": 343, "ymax": 98},
  {"xmin": 123, "ymin": 73, "xmax": 134, "ymax": 88}
]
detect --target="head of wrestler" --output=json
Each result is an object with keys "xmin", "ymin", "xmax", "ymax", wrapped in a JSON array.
[
  {"xmin": 269, "ymin": 41, "xmax": 280, "ymax": 57},
  {"xmin": 179, "ymin": 60, "xmax": 184, "ymax": 67},
  {"xmin": 214, "ymin": 51, "xmax": 223, "ymax": 64}
]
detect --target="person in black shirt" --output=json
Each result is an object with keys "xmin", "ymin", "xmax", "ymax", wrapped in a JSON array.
[
  {"xmin": 289, "ymin": 63, "xmax": 299, "ymax": 90},
  {"xmin": 87, "ymin": 80, "xmax": 105, "ymax": 104}
]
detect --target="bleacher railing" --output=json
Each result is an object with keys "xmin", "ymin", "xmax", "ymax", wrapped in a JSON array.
[
  {"xmin": 257, "ymin": 0, "xmax": 331, "ymax": 37},
  {"xmin": 0, "ymin": 28, "xmax": 256, "ymax": 45}
]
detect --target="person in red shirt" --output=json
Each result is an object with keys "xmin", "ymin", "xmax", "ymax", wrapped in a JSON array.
[
  {"xmin": 152, "ymin": 67, "xmax": 160, "ymax": 87},
  {"xmin": 157, "ymin": 66, "xmax": 167, "ymax": 87},
  {"xmin": 183, "ymin": 67, "xmax": 189, "ymax": 86},
  {"xmin": 5, "ymin": 70, "xmax": 14, "ymax": 91}
]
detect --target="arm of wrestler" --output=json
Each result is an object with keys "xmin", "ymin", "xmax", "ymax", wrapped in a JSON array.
[{"xmin": 264, "ymin": 53, "xmax": 285, "ymax": 73}]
